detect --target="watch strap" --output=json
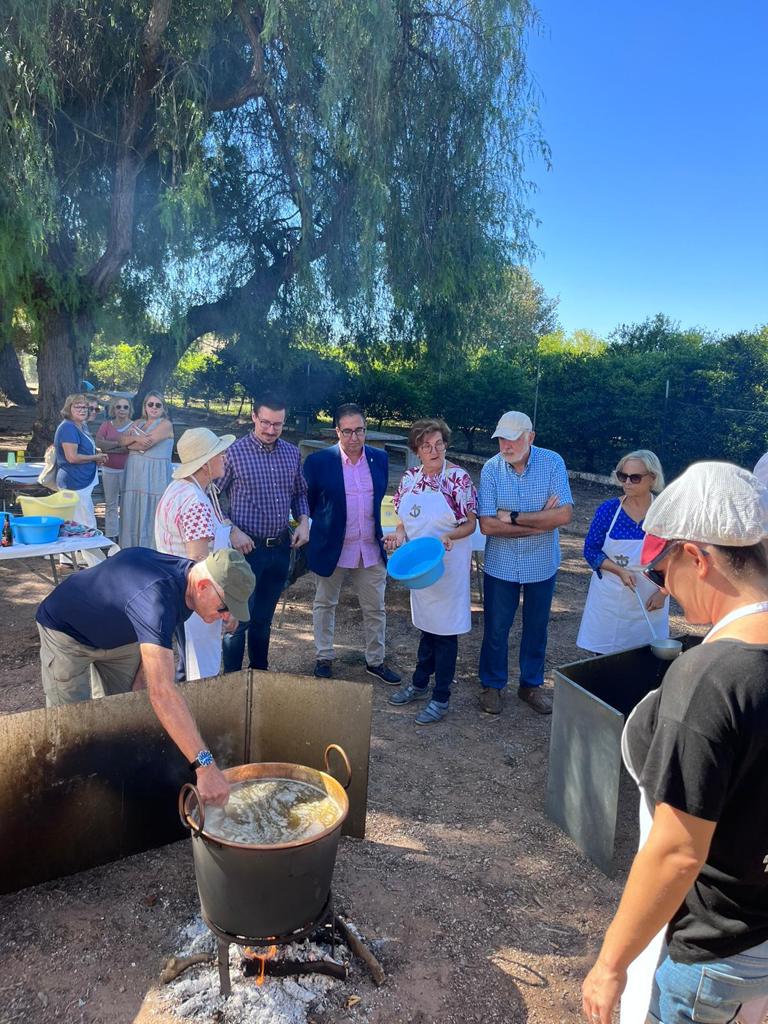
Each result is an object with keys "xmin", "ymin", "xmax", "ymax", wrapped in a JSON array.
[{"xmin": 189, "ymin": 749, "xmax": 214, "ymax": 771}]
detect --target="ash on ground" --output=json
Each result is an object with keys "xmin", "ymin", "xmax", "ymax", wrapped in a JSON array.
[{"xmin": 160, "ymin": 918, "xmax": 350, "ymax": 1024}]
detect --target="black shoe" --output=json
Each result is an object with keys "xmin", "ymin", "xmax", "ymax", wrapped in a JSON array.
[
  {"xmin": 366, "ymin": 662, "xmax": 401, "ymax": 685},
  {"xmin": 313, "ymin": 659, "xmax": 333, "ymax": 679}
]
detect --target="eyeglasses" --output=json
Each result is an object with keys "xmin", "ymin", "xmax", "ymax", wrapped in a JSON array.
[
  {"xmin": 256, "ymin": 417, "xmax": 285, "ymax": 431},
  {"xmin": 338, "ymin": 427, "xmax": 366, "ymax": 438},
  {"xmin": 146, "ymin": 401, "xmax": 163, "ymax": 408},
  {"xmin": 88, "ymin": 406, "xmax": 99, "ymax": 413},
  {"xmin": 72, "ymin": 404, "xmax": 88, "ymax": 410},
  {"xmin": 211, "ymin": 580, "xmax": 229, "ymax": 614},
  {"xmin": 419, "ymin": 441, "xmax": 446, "ymax": 453},
  {"xmin": 115, "ymin": 404, "xmax": 130, "ymax": 410},
  {"xmin": 617, "ymin": 471, "xmax": 651, "ymax": 484}
]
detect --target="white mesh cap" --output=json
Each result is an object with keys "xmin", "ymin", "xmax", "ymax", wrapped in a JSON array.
[{"xmin": 643, "ymin": 461, "xmax": 768, "ymax": 546}]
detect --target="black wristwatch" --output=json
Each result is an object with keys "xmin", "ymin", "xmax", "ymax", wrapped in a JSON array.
[
  {"xmin": 510, "ymin": 511, "xmax": 519, "ymax": 524},
  {"xmin": 189, "ymin": 749, "xmax": 215, "ymax": 772}
]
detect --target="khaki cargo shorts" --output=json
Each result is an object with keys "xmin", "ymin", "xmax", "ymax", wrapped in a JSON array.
[{"xmin": 37, "ymin": 623, "xmax": 141, "ymax": 707}]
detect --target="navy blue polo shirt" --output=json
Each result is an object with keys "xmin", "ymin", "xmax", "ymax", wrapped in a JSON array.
[{"xmin": 36, "ymin": 548, "xmax": 194, "ymax": 649}]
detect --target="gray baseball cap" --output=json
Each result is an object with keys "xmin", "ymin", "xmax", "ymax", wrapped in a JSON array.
[{"xmin": 204, "ymin": 549, "xmax": 255, "ymax": 623}]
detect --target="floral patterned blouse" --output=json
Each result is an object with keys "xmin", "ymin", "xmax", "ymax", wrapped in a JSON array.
[{"xmin": 393, "ymin": 464, "xmax": 478, "ymax": 524}]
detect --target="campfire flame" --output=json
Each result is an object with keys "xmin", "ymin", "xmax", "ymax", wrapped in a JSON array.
[{"xmin": 243, "ymin": 944, "xmax": 278, "ymax": 986}]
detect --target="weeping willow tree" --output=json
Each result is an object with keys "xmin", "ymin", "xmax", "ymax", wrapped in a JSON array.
[{"xmin": 1, "ymin": 0, "xmax": 547, "ymax": 448}]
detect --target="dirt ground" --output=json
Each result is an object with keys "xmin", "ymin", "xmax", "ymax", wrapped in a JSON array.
[{"xmin": 0, "ymin": 405, "xmax": 696, "ymax": 1024}]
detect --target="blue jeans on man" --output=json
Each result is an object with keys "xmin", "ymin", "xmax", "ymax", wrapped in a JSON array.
[
  {"xmin": 478, "ymin": 571, "xmax": 557, "ymax": 690},
  {"xmin": 222, "ymin": 541, "xmax": 290, "ymax": 672}
]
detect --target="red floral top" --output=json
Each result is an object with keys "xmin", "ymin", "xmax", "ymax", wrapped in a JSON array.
[{"xmin": 393, "ymin": 465, "xmax": 477, "ymax": 524}]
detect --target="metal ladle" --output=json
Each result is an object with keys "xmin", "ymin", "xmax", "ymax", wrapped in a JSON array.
[{"xmin": 634, "ymin": 586, "xmax": 682, "ymax": 661}]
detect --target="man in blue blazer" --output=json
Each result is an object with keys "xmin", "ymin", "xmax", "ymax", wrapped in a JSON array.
[{"xmin": 304, "ymin": 403, "xmax": 401, "ymax": 683}]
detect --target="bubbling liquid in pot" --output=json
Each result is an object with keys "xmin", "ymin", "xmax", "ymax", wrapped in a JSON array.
[{"xmin": 202, "ymin": 778, "xmax": 341, "ymax": 845}]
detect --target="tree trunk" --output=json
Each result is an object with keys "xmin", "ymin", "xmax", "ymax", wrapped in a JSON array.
[
  {"xmin": 134, "ymin": 340, "xmax": 184, "ymax": 413},
  {"xmin": 28, "ymin": 308, "xmax": 89, "ymax": 455},
  {"xmin": 0, "ymin": 344, "xmax": 35, "ymax": 407}
]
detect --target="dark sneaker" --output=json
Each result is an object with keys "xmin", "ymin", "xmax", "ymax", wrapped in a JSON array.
[
  {"xmin": 366, "ymin": 662, "xmax": 401, "ymax": 685},
  {"xmin": 415, "ymin": 699, "xmax": 449, "ymax": 725},
  {"xmin": 313, "ymin": 659, "xmax": 333, "ymax": 679},
  {"xmin": 479, "ymin": 687, "xmax": 502, "ymax": 715},
  {"xmin": 517, "ymin": 686, "xmax": 552, "ymax": 715},
  {"xmin": 389, "ymin": 683, "xmax": 429, "ymax": 706}
]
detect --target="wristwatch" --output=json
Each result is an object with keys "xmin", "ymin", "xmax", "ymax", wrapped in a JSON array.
[
  {"xmin": 189, "ymin": 749, "xmax": 215, "ymax": 772},
  {"xmin": 510, "ymin": 511, "xmax": 519, "ymax": 524}
]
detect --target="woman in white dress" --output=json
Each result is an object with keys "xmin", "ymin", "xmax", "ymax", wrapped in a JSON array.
[
  {"xmin": 119, "ymin": 391, "xmax": 174, "ymax": 549},
  {"xmin": 577, "ymin": 450, "xmax": 669, "ymax": 655},
  {"xmin": 155, "ymin": 427, "xmax": 250, "ymax": 680},
  {"xmin": 384, "ymin": 418, "xmax": 477, "ymax": 725}
]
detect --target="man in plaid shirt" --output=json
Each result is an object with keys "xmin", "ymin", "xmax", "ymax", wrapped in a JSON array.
[
  {"xmin": 219, "ymin": 395, "xmax": 309, "ymax": 672},
  {"xmin": 477, "ymin": 411, "xmax": 573, "ymax": 716}
]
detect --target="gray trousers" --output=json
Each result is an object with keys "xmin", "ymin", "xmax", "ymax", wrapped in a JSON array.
[
  {"xmin": 38, "ymin": 623, "xmax": 141, "ymax": 707},
  {"xmin": 101, "ymin": 468, "xmax": 125, "ymax": 540},
  {"xmin": 313, "ymin": 561, "xmax": 387, "ymax": 664}
]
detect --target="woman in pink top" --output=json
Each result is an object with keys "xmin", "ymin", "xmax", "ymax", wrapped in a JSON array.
[{"xmin": 95, "ymin": 397, "xmax": 134, "ymax": 540}]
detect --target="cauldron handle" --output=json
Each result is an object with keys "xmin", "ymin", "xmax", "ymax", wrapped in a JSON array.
[
  {"xmin": 178, "ymin": 782, "xmax": 206, "ymax": 837},
  {"xmin": 324, "ymin": 744, "xmax": 352, "ymax": 790}
]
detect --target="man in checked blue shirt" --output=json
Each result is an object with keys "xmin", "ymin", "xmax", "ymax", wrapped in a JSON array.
[
  {"xmin": 219, "ymin": 394, "xmax": 310, "ymax": 672},
  {"xmin": 477, "ymin": 411, "xmax": 573, "ymax": 715}
]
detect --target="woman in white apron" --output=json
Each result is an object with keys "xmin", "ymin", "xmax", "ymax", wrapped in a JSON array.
[
  {"xmin": 577, "ymin": 451, "xmax": 668, "ymax": 654},
  {"xmin": 582, "ymin": 462, "xmax": 768, "ymax": 1024},
  {"xmin": 384, "ymin": 418, "xmax": 477, "ymax": 725},
  {"xmin": 53, "ymin": 393, "xmax": 109, "ymax": 567},
  {"xmin": 155, "ymin": 427, "xmax": 238, "ymax": 680}
]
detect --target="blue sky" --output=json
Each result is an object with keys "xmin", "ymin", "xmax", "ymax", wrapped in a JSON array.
[{"xmin": 524, "ymin": 1, "xmax": 768, "ymax": 339}]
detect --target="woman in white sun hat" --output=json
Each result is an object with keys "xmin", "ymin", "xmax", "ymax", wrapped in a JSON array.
[
  {"xmin": 583, "ymin": 461, "xmax": 768, "ymax": 1024},
  {"xmin": 155, "ymin": 428, "xmax": 250, "ymax": 680}
]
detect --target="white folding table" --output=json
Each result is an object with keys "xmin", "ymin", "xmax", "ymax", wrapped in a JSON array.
[{"xmin": 0, "ymin": 535, "xmax": 117, "ymax": 586}]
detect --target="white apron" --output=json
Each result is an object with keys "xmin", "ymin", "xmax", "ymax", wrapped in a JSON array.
[
  {"xmin": 577, "ymin": 499, "xmax": 669, "ymax": 654},
  {"xmin": 183, "ymin": 482, "xmax": 231, "ymax": 681},
  {"xmin": 620, "ymin": 601, "xmax": 768, "ymax": 1024},
  {"xmin": 397, "ymin": 469, "xmax": 472, "ymax": 636}
]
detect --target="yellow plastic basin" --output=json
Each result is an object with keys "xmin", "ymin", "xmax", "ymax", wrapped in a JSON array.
[{"xmin": 19, "ymin": 489, "xmax": 79, "ymax": 519}]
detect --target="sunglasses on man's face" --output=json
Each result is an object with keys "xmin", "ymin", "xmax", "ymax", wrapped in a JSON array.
[
  {"xmin": 617, "ymin": 470, "xmax": 650, "ymax": 484},
  {"xmin": 642, "ymin": 541, "xmax": 681, "ymax": 589}
]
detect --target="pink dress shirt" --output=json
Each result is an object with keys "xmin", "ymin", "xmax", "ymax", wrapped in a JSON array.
[{"xmin": 337, "ymin": 448, "xmax": 382, "ymax": 569}]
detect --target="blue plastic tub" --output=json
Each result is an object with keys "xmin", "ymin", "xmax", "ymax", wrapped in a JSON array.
[
  {"xmin": 386, "ymin": 536, "xmax": 445, "ymax": 589},
  {"xmin": 9, "ymin": 515, "xmax": 64, "ymax": 545}
]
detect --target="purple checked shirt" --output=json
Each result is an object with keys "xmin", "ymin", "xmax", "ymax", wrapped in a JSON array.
[{"xmin": 219, "ymin": 433, "xmax": 309, "ymax": 539}]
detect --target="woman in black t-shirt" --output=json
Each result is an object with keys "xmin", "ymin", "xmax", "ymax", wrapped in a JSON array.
[{"xmin": 582, "ymin": 462, "xmax": 768, "ymax": 1024}]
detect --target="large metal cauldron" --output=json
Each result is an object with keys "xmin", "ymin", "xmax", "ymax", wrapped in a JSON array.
[{"xmin": 179, "ymin": 744, "xmax": 351, "ymax": 939}]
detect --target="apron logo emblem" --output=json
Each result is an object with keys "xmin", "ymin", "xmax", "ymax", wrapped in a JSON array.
[
  {"xmin": 614, "ymin": 554, "xmax": 630, "ymax": 567},
  {"xmin": 409, "ymin": 505, "xmax": 422, "ymax": 518}
]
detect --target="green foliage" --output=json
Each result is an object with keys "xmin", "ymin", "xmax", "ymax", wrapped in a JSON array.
[{"xmin": 88, "ymin": 341, "xmax": 152, "ymax": 390}]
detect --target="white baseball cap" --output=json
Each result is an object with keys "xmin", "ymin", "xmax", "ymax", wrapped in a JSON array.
[
  {"xmin": 640, "ymin": 461, "xmax": 768, "ymax": 567},
  {"xmin": 492, "ymin": 411, "xmax": 533, "ymax": 441}
]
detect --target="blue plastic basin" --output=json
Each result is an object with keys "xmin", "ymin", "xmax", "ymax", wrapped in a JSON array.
[
  {"xmin": 387, "ymin": 536, "xmax": 445, "ymax": 589},
  {"xmin": 9, "ymin": 515, "xmax": 64, "ymax": 545}
]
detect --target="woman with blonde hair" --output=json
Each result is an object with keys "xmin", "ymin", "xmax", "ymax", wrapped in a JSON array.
[
  {"xmin": 119, "ymin": 391, "xmax": 174, "ymax": 549},
  {"xmin": 95, "ymin": 397, "xmax": 134, "ymax": 541},
  {"xmin": 577, "ymin": 449, "xmax": 669, "ymax": 655},
  {"xmin": 53, "ymin": 393, "xmax": 109, "ymax": 565}
]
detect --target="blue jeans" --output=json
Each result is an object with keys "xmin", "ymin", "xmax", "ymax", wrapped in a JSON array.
[
  {"xmin": 222, "ymin": 541, "xmax": 290, "ymax": 672},
  {"xmin": 478, "ymin": 572, "xmax": 557, "ymax": 690},
  {"xmin": 412, "ymin": 631, "xmax": 457, "ymax": 704},
  {"xmin": 649, "ymin": 941, "xmax": 768, "ymax": 1023}
]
